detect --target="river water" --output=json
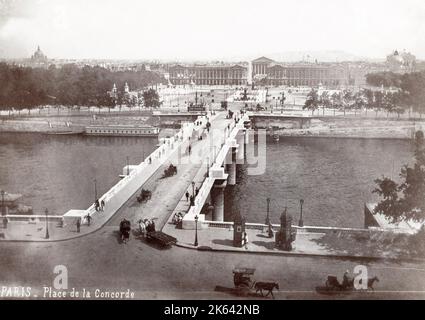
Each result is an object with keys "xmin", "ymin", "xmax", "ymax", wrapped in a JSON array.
[
  {"xmin": 0, "ymin": 133, "xmax": 413, "ymax": 227},
  {"xmin": 0, "ymin": 133, "xmax": 157, "ymax": 215},
  {"xmin": 224, "ymin": 136, "xmax": 413, "ymax": 228}
]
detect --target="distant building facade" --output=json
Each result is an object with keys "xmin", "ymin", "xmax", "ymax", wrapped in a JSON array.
[
  {"xmin": 386, "ymin": 50, "xmax": 416, "ymax": 73},
  {"xmin": 252, "ymin": 56, "xmax": 349, "ymax": 87},
  {"xmin": 168, "ymin": 64, "xmax": 248, "ymax": 86}
]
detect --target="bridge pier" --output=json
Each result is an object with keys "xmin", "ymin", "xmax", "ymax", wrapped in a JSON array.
[
  {"xmin": 236, "ymin": 131, "xmax": 245, "ymax": 163},
  {"xmin": 227, "ymin": 148, "xmax": 237, "ymax": 185},
  {"xmin": 212, "ymin": 180, "xmax": 227, "ymax": 222}
]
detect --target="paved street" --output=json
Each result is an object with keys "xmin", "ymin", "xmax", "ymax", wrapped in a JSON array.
[{"xmin": 1, "ymin": 229, "xmax": 425, "ymax": 299}]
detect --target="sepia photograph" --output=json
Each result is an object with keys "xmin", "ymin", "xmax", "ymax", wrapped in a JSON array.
[{"xmin": 1, "ymin": 0, "xmax": 425, "ymax": 306}]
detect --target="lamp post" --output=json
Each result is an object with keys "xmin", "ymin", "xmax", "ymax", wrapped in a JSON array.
[
  {"xmin": 94, "ymin": 178, "xmax": 98, "ymax": 203},
  {"xmin": 191, "ymin": 181, "xmax": 195, "ymax": 197},
  {"xmin": 194, "ymin": 215, "xmax": 199, "ymax": 247},
  {"xmin": 126, "ymin": 156, "xmax": 130, "ymax": 175},
  {"xmin": 45, "ymin": 208, "xmax": 49, "ymax": 239},
  {"xmin": 1, "ymin": 190, "xmax": 5, "ymax": 216},
  {"xmin": 265, "ymin": 197, "xmax": 270, "ymax": 225},
  {"xmin": 206, "ymin": 157, "xmax": 210, "ymax": 177},
  {"xmin": 299, "ymin": 199, "xmax": 304, "ymax": 227}
]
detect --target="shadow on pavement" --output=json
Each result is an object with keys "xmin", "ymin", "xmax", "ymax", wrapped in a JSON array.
[
  {"xmin": 214, "ymin": 286, "xmax": 265, "ymax": 299},
  {"xmin": 212, "ymin": 239, "xmax": 234, "ymax": 247},
  {"xmin": 251, "ymin": 240, "xmax": 275, "ymax": 250},
  {"xmin": 256, "ymin": 234, "xmax": 273, "ymax": 239}
]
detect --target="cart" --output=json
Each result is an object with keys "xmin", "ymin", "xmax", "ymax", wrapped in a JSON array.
[
  {"xmin": 146, "ymin": 231, "xmax": 177, "ymax": 247},
  {"xmin": 233, "ymin": 268, "xmax": 256, "ymax": 296},
  {"xmin": 119, "ymin": 219, "xmax": 131, "ymax": 243}
]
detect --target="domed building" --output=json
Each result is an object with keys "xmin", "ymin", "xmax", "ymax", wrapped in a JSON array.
[
  {"xmin": 386, "ymin": 50, "xmax": 416, "ymax": 73},
  {"xmin": 30, "ymin": 45, "xmax": 48, "ymax": 65}
]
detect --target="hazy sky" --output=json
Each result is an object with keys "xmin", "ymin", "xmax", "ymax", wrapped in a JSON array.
[{"xmin": 0, "ymin": 0, "xmax": 424, "ymax": 60}]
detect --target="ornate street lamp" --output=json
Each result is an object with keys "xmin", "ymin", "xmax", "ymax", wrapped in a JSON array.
[
  {"xmin": 45, "ymin": 208, "xmax": 49, "ymax": 239},
  {"xmin": 194, "ymin": 215, "xmax": 199, "ymax": 247},
  {"xmin": 94, "ymin": 178, "xmax": 98, "ymax": 203},
  {"xmin": 265, "ymin": 197, "xmax": 270, "ymax": 225},
  {"xmin": 299, "ymin": 199, "xmax": 304, "ymax": 227}
]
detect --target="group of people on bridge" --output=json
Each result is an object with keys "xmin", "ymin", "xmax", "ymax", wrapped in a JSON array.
[{"xmin": 95, "ymin": 199, "xmax": 105, "ymax": 212}]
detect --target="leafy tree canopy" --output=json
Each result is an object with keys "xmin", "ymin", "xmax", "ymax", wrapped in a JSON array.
[
  {"xmin": 373, "ymin": 130, "xmax": 425, "ymax": 222},
  {"xmin": 0, "ymin": 63, "xmax": 165, "ymax": 109}
]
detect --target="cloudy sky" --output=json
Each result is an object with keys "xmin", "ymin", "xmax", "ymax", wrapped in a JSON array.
[{"xmin": 0, "ymin": 0, "xmax": 424, "ymax": 60}]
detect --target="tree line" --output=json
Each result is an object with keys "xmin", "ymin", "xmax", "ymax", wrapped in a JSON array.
[
  {"xmin": 304, "ymin": 88, "xmax": 420, "ymax": 117},
  {"xmin": 303, "ymin": 70, "xmax": 425, "ymax": 117},
  {"xmin": 0, "ymin": 63, "xmax": 166, "ymax": 109}
]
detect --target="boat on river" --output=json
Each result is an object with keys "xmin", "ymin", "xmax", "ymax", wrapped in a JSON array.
[
  {"xmin": 1, "ymin": 192, "xmax": 33, "ymax": 215},
  {"xmin": 85, "ymin": 125, "xmax": 159, "ymax": 137}
]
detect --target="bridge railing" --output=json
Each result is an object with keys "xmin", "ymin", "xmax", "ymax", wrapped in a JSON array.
[
  {"xmin": 5, "ymin": 214, "xmax": 64, "ymax": 223},
  {"xmin": 201, "ymin": 219, "xmax": 389, "ymax": 234},
  {"xmin": 82, "ymin": 113, "xmax": 211, "ymax": 222},
  {"xmin": 183, "ymin": 113, "xmax": 250, "ymax": 228}
]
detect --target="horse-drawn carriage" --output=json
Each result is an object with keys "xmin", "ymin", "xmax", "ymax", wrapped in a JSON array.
[
  {"xmin": 171, "ymin": 212, "xmax": 184, "ymax": 226},
  {"xmin": 137, "ymin": 189, "xmax": 152, "ymax": 203},
  {"xmin": 138, "ymin": 218, "xmax": 177, "ymax": 248},
  {"xmin": 119, "ymin": 219, "xmax": 131, "ymax": 243},
  {"xmin": 163, "ymin": 164, "xmax": 177, "ymax": 178},
  {"xmin": 233, "ymin": 268, "xmax": 255, "ymax": 296},
  {"xmin": 232, "ymin": 268, "xmax": 279, "ymax": 298},
  {"xmin": 316, "ymin": 273, "xmax": 379, "ymax": 294}
]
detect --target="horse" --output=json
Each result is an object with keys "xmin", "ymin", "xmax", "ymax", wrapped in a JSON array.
[
  {"xmin": 254, "ymin": 282, "xmax": 279, "ymax": 299},
  {"xmin": 138, "ymin": 219, "xmax": 147, "ymax": 237},
  {"xmin": 367, "ymin": 276, "xmax": 379, "ymax": 291}
]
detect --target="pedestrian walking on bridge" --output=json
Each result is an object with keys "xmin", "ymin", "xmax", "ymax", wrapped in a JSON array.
[
  {"xmin": 85, "ymin": 214, "xmax": 92, "ymax": 226},
  {"xmin": 185, "ymin": 191, "xmax": 190, "ymax": 202}
]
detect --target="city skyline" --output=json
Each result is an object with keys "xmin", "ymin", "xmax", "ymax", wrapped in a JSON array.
[{"xmin": 0, "ymin": 0, "xmax": 425, "ymax": 61}]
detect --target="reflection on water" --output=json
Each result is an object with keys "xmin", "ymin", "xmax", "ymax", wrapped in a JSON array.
[
  {"xmin": 225, "ymin": 136, "xmax": 414, "ymax": 228},
  {"xmin": 0, "ymin": 133, "xmax": 157, "ymax": 215}
]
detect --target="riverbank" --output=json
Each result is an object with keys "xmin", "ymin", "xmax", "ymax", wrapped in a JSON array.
[
  {"xmin": 0, "ymin": 112, "xmax": 158, "ymax": 134},
  {"xmin": 255, "ymin": 117, "xmax": 425, "ymax": 140},
  {"xmin": 270, "ymin": 126, "xmax": 415, "ymax": 139}
]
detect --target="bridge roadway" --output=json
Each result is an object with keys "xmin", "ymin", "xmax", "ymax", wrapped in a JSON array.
[{"xmin": 106, "ymin": 111, "xmax": 240, "ymax": 230}]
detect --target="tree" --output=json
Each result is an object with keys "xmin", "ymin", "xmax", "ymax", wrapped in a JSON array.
[
  {"xmin": 319, "ymin": 91, "xmax": 331, "ymax": 116},
  {"xmin": 362, "ymin": 89, "xmax": 375, "ymax": 116},
  {"xmin": 373, "ymin": 91, "xmax": 384, "ymax": 117},
  {"xmin": 143, "ymin": 88, "xmax": 161, "ymax": 108},
  {"xmin": 341, "ymin": 89, "xmax": 354, "ymax": 116},
  {"xmin": 303, "ymin": 89, "xmax": 320, "ymax": 115},
  {"xmin": 373, "ymin": 131, "xmax": 425, "ymax": 222},
  {"xmin": 330, "ymin": 92, "xmax": 342, "ymax": 116},
  {"xmin": 353, "ymin": 91, "xmax": 366, "ymax": 116}
]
